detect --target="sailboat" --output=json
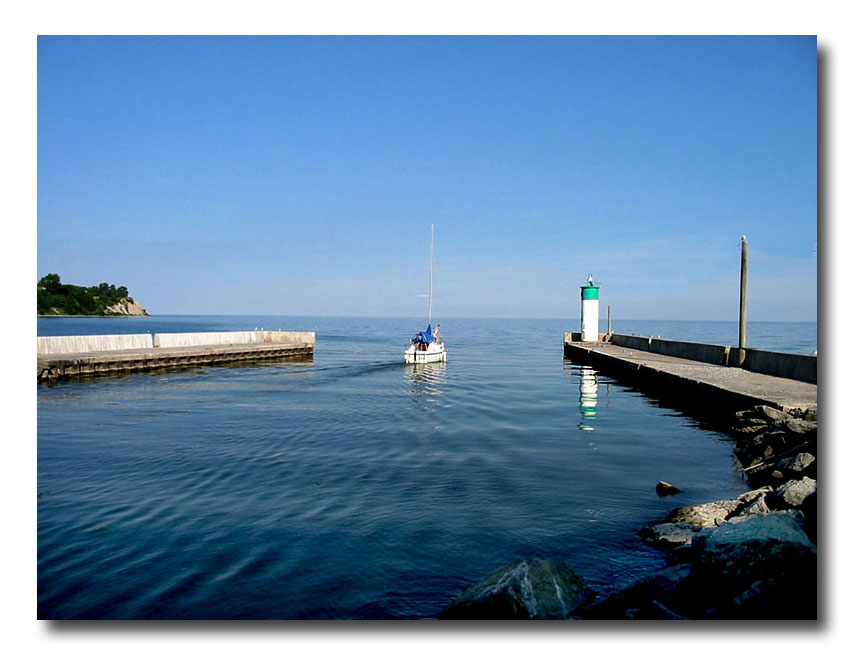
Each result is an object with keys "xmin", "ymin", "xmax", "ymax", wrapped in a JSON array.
[{"xmin": 404, "ymin": 224, "xmax": 447, "ymax": 364}]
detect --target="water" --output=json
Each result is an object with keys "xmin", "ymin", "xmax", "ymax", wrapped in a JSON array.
[{"xmin": 37, "ymin": 317, "xmax": 816, "ymax": 619}]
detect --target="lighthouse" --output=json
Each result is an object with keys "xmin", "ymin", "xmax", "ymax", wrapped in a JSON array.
[{"xmin": 580, "ymin": 275, "xmax": 599, "ymax": 342}]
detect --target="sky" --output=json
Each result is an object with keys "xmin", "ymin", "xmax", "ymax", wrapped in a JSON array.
[{"xmin": 37, "ymin": 35, "xmax": 817, "ymax": 321}]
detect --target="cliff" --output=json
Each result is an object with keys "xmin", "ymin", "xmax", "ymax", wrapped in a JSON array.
[
  {"xmin": 37, "ymin": 274, "xmax": 150, "ymax": 316},
  {"xmin": 104, "ymin": 298, "xmax": 149, "ymax": 316}
]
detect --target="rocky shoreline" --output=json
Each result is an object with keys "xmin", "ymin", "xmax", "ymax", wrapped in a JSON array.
[
  {"xmin": 440, "ymin": 404, "xmax": 818, "ymax": 620},
  {"xmin": 38, "ymin": 297, "xmax": 149, "ymax": 317}
]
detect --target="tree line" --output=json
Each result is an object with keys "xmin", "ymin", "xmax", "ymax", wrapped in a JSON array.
[{"xmin": 37, "ymin": 273, "xmax": 134, "ymax": 315}]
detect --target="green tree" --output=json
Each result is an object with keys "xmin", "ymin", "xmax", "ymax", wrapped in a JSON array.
[
  {"xmin": 37, "ymin": 274, "xmax": 143, "ymax": 315},
  {"xmin": 38, "ymin": 273, "xmax": 62, "ymax": 293}
]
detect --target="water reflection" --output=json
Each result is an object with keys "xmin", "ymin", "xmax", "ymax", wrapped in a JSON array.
[
  {"xmin": 564, "ymin": 362, "xmax": 607, "ymax": 432},
  {"xmin": 578, "ymin": 366, "xmax": 599, "ymax": 431},
  {"xmin": 404, "ymin": 362, "xmax": 447, "ymax": 398}
]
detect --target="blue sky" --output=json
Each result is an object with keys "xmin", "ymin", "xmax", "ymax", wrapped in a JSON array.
[{"xmin": 37, "ymin": 35, "xmax": 817, "ymax": 320}]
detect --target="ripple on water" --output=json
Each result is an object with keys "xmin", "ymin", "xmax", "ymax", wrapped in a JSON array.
[{"xmin": 35, "ymin": 316, "xmax": 795, "ymax": 618}]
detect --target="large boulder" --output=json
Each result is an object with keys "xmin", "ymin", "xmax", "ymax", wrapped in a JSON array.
[
  {"xmin": 801, "ymin": 489, "xmax": 818, "ymax": 544},
  {"xmin": 696, "ymin": 510, "xmax": 814, "ymax": 554},
  {"xmin": 586, "ymin": 512, "xmax": 816, "ymax": 619},
  {"xmin": 730, "ymin": 494, "xmax": 772, "ymax": 518},
  {"xmin": 643, "ymin": 489, "xmax": 772, "ymax": 548},
  {"xmin": 638, "ymin": 522, "xmax": 702, "ymax": 549},
  {"xmin": 768, "ymin": 477, "xmax": 817, "ymax": 510},
  {"xmin": 688, "ymin": 511, "xmax": 817, "ymax": 619},
  {"xmin": 664, "ymin": 499, "xmax": 742, "ymax": 527},
  {"xmin": 439, "ymin": 558, "xmax": 595, "ymax": 619},
  {"xmin": 753, "ymin": 405, "xmax": 789, "ymax": 423},
  {"xmin": 776, "ymin": 452, "xmax": 816, "ymax": 477},
  {"xmin": 779, "ymin": 418, "xmax": 817, "ymax": 437},
  {"xmin": 656, "ymin": 480, "xmax": 681, "ymax": 496},
  {"xmin": 580, "ymin": 564, "xmax": 698, "ymax": 619}
]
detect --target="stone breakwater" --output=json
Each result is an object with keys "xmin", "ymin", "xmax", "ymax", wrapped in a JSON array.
[{"xmin": 440, "ymin": 405, "xmax": 817, "ymax": 620}]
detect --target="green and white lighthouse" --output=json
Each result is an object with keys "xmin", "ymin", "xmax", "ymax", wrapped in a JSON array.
[{"xmin": 580, "ymin": 275, "xmax": 599, "ymax": 342}]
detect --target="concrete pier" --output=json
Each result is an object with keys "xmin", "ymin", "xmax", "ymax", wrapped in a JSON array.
[
  {"xmin": 37, "ymin": 331, "xmax": 315, "ymax": 381},
  {"xmin": 564, "ymin": 333, "xmax": 816, "ymax": 413}
]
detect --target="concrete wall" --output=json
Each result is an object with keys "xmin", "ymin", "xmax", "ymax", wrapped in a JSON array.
[
  {"xmin": 260, "ymin": 331, "xmax": 316, "ymax": 346},
  {"xmin": 37, "ymin": 334, "xmax": 154, "ymax": 355},
  {"xmin": 154, "ymin": 331, "xmax": 259, "ymax": 348},
  {"xmin": 610, "ymin": 334, "xmax": 653, "ymax": 352},
  {"xmin": 564, "ymin": 332, "xmax": 612, "ymax": 343},
  {"xmin": 735, "ymin": 347, "xmax": 817, "ymax": 384},
  {"xmin": 644, "ymin": 337, "xmax": 730, "ymax": 366},
  {"xmin": 153, "ymin": 330, "xmax": 314, "ymax": 348},
  {"xmin": 38, "ymin": 330, "xmax": 315, "ymax": 355},
  {"xmin": 565, "ymin": 332, "xmax": 816, "ymax": 384}
]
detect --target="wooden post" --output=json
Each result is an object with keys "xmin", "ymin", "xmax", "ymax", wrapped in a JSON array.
[{"xmin": 738, "ymin": 235, "xmax": 748, "ymax": 366}]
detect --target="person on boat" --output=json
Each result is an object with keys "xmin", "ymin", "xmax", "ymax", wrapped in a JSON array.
[{"xmin": 433, "ymin": 325, "xmax": 440, "ymax": 342}]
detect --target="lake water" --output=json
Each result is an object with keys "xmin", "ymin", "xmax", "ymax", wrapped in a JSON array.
[{"xmin": 37, "ymin": 317, "xmax": 816, "ymax": 619}]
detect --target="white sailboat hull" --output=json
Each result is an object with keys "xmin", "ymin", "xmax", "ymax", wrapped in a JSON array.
[
  {"xmin": 404, "ymin": 223, "xmax": 447, "ymax": 364},
  {"xmin": 404, "ymin": 341, "xmax": 447, "ymax": 364}
]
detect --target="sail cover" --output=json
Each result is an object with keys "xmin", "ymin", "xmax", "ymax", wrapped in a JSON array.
[{"xmin": 414, "ymin": 324, "xmax": 435, "ymax": 343}]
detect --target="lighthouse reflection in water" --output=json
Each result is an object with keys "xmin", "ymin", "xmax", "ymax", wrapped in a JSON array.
[{"xmin": 579, "ymin": 365, "xmax": 600, "ymax": 431}]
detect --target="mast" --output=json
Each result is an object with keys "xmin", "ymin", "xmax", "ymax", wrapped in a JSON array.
[{"xmin": 428, "ymin": 223, "xmax": 434, "ymax": 325}]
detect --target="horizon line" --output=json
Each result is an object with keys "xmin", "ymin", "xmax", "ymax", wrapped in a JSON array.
[{"xmin": 37, "ymin": 313, "xmax": 819, "ymax": 324}]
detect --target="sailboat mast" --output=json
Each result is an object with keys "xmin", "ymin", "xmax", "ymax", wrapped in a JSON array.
[{"xmin": 428, "ymin": 223, "xmax": 434, "ymax": 325}]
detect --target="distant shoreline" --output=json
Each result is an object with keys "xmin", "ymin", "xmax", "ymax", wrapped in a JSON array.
[{"xmin": 37, "ymin": 314, "xmax": 152, "ymax": 318}]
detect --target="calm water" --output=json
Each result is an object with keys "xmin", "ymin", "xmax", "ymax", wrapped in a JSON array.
[{"xmin": 37, "ymin": 317, "xmax": 816, "ymax": 619}]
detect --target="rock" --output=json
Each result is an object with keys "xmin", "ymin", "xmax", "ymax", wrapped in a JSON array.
[
  {"xmin": 780, "ymin": 418, "xmax": 817, "ymax": 437},
  {"xmin": 736, "ymin": 487, "xmax": 773, "ymax": 504},
  {"xmin": 656, "ymin": 481, "xmax": 681, "ymax": 496},
  {"xmin": 800, "ymin": 489, "xmax": 817, "ymax": 544},
  {"xmin": 753, "ymin": 405, "xmax": 788, "ymax": 423},
  {"xmin": 730, "ymin": 494, "xmax": 772, "ymax": 518},
  {"xmin": 581, "ymin": 564, "xmax": 697, "ymax": 619},
  {"xmin": 745, "ymin": 462, "xmax": 783, "ymax": 488},
  {"xmin": 643, "ymin": 489, "xmax": 773, "ymax": 547},
  {"xmin": 439, "ymin": 558, "xmax": 596, "ymax": 619},
  {"xmin": 768, "ymin": 477, "xmax": 816, "ymax": 510},
  {"xmin": 691, "ymin": 512, "xmax": 816, "ymax": 618},
  {"xmin": 639, "ymin": 522, "xmax": 701, "ymax": 549},
  {"xmin": 587, "ymin": 512, "xmax": 816, "ymax": 619},
  {"xmin": 776, "ymin": 452, "xmax": 815, "ymax": 476},
  {"xmin": 695, "ymin": 510, "xmax": 814, "ymax": 556},
  {"xmin": 665, "ymin": 499, "xmax": 741, "ymax": 528},
  {"xmin": 735, "ymin": 424, "xmax": 770, "ymax": 435}
]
